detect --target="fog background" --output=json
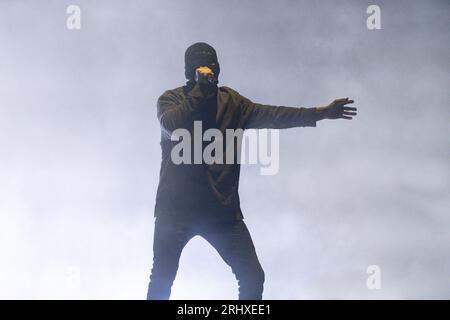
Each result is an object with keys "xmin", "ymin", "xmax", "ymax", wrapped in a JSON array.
[{"xmin": 0, "ymin": 0, "xmax": 448, "ymax": 299}]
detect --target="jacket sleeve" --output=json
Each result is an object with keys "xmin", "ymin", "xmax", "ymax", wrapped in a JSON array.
[
  {"xmin": 157, "ymin": 84, "xmax": 216, "ymax": 137},
  {"xmin": 239, "ymin": 93, "xmax": 319, "ymax": 129}
]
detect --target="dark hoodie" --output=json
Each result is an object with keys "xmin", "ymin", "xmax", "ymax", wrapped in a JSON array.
[{"xmin": 154, "ymin": 79, "xmax": 319, "ymax": 222}]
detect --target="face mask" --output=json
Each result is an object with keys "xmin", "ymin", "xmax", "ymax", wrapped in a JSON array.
[{"xmin": 184, "ymin": 43, "xmax": 220, "ymax": 82}]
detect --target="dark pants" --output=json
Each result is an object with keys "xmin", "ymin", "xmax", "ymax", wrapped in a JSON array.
[{"xmin": 146, "ymin": 214, "xmax": 265, "ymax": 300}]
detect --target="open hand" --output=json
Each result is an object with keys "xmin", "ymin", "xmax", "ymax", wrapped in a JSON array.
[{"xmin": 320, "ymin": 98, "xmax": 357, "ymax": 120}]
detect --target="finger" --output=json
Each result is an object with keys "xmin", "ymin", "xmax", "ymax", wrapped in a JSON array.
[
  {"xmin": 335, "ymin": 97, "xmax": 350, "ymax": 103},
  {"xmin": 343, "ymin": 111, "xmax": 357, "ymax": 116},
  {"xmin": 344, "ymin": 100, "xmax": 354, "ymax": 104},
  {"xmin": 341, "ymin": 115, "xmax": 353, "ymax": 120},
  {"xmin": 343, "ymin": 106, "xmax": 357, "ymax": 111}
]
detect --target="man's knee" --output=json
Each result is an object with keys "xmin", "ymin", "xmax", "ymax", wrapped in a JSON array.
[{"xmin": 150, "ymin": 257, "xmax": 179, "ymax": 283}]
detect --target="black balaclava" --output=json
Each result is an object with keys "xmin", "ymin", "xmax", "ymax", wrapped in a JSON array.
[{"xmin": 184, "ymin": 42, "xmax": 220, "ymax": 83}]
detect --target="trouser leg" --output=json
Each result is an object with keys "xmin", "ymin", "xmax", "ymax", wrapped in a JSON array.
[
  {"xmin": 147, "ymin": 215, "xmax": 192, "ymax": 300},
  {"xmin": 200, "ymin": 219, "xmax": 265, "ymax": 300}
]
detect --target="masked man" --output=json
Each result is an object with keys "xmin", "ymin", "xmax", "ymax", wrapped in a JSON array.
[{"xmin": 147, "ymin": 42, "xmax": 357, "ymax": 300}]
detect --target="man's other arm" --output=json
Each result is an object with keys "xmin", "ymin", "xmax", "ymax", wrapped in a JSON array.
[
  {"xmin": 238, "ymin": 93, "xmax": 356, "ymax": 129},
  {"xmin": 157, "ymin": 84, "xmax": 215, "ymax": 137}
]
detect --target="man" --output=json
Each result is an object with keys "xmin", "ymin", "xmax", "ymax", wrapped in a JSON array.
[{"xmin": 147, "ymin": 42, "xmax": 357, "ymax": 300}]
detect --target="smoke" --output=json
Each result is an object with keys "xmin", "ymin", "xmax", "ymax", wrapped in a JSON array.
[{"xmin": 0, "ymin": 0, "xmax": 448, "ymax": 299}]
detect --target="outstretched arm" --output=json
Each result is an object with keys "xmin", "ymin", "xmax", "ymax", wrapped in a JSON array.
[{"xmin": 240, "ymin": 94, "xmax": 357, "ymax": 129}]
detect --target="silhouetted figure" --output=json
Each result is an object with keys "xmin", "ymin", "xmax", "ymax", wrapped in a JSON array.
[{"xmin": 147, "ymin": 42, "xmax": 357, "ymax": 300}]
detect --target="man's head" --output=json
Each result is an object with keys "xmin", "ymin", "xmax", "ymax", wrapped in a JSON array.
[{"xmin": 184, "ymin": 42, "xmax": 220, "ymax": 82}]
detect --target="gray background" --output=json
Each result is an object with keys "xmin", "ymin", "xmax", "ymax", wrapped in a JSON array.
[{"xmin": 0, "ymin": 0, "xmax": 448, "ymax": 299}]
